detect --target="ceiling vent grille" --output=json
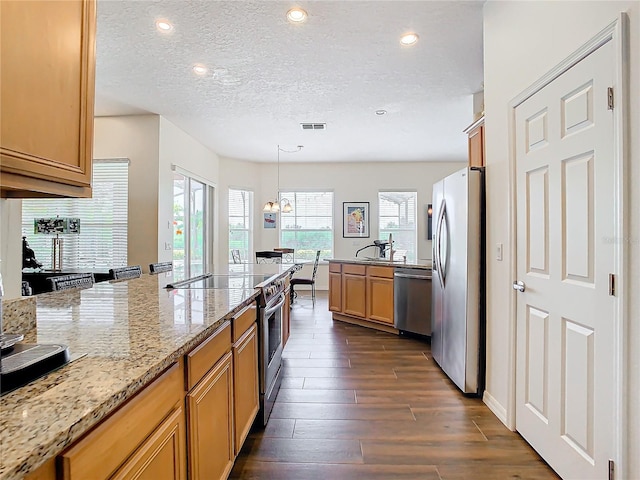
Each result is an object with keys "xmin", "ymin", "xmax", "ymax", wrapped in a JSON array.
[{"xmin": 300, "ymin": 123, "xmax": 326, "ymax": 130}]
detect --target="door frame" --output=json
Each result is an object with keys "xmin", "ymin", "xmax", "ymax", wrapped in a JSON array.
[{"xmin": 505, "ymin": 14, "xmax": 629, "ymax": 477}]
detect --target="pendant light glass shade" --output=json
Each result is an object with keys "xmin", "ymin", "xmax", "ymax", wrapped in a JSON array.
[{"xmin": 263, "ymin": 144, "xmax": 301, "ymax": 214}]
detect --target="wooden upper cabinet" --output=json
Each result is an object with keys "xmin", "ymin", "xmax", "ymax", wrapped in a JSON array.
[
  {"xmin": 0, "ymin": 0, "xmax": 97, "ymax": 198},
  {"xmin": 464, "ymin": 116, "xmax": 485, "ymax": 168}
]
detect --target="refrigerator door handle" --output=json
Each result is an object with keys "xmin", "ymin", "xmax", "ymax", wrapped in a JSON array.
[{"xmin": 435, "ymin": 199, "xmax": 447, "ymax": 288}]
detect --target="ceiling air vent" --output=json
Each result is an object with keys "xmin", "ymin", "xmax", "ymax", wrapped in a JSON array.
[{"xmin": 300, "ymin": 123, "xmax": 326, "ymax": 130}]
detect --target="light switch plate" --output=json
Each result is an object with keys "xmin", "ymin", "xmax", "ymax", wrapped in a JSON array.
[{"xmin": 496, "ymin": 243, "xmax": 503, "ymax": 261}]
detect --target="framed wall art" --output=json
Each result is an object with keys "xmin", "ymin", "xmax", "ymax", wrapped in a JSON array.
[{"xmin": 343, "ymin": 202, "xmax": 369, "ymax": 238}]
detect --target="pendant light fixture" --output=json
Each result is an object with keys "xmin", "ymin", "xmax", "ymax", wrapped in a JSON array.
[{"xmin": 263, "ymin": 144, "xmax": 302, "ymax": 213}]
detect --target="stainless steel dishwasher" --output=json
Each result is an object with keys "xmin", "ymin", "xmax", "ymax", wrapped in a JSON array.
[{"xmin": 394, "ymin": 268, "xmax": 432, "ymax": 336}]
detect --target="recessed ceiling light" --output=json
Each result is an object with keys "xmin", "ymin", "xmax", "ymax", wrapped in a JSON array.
[
  {"xmin": 192, "ymin": 64, "xmax": 208, "ymax": 76},
  {"xmin": 375, "ymin": 110, "xmax": 387, "ymax": 116},
  {"xmin": 155, "ymin": 19, "xmax": 174, "ymax": 33},
  {"xmin": 400, "ymin": 33, "xmax": 419, "ymax": 46},
  {"xmin": 286, "ymin": 7, "xmax": 307, "ymax": 23}
]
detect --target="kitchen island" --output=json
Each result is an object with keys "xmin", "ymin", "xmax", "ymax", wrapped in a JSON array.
[
  {"xmin": 0, "ymin": 264, "xmax": 294, "ymax": 480},
  {"xmin": 327, "ymin": 258, "xmax": 431, "ymax": 334}
]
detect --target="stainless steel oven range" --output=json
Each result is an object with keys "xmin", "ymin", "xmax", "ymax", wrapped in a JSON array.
[
  {"xmin": 256, "ymin": 276, "xmax": 287, "ymax": 425},
  {"xmin": 166, "ymin": 271, "xmax": 287, "ymax": 426}
]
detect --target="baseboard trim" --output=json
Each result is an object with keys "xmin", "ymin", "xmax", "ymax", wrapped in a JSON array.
[{"xmin": 483, "ymin": 390, "xmax": 511, "ymax": 429}]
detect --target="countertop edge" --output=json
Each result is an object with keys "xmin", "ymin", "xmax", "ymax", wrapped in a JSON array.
[{"xmin": 327, "ymin": 258, "xmax": 432, "ymax": 270}]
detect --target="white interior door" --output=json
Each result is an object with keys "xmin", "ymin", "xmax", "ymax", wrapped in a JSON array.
[{"xmin": 514, "ymin": 39, "xmax": 617, "ymax": 479}]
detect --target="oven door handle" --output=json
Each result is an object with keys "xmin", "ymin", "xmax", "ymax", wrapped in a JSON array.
[{"xmin": 264, "ymin": 293, "xmax": 286, "ymax": 316}]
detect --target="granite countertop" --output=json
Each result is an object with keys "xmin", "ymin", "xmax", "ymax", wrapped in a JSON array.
[
  {"xmin": 327, "ymin": 258, "xmax": 432, "ymax": 270},
  {"xmin": 0, "ymin": 265, "xmax": 293, "ymax": 480}
]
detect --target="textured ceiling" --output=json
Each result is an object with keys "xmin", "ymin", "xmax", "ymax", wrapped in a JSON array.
[{"xmin": 95, "ymin": 1, "xmax": 484, "ymax": 163}]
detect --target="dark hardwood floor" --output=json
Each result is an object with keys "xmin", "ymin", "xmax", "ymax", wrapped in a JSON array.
[{"xmin": 230, "ymin": 292, "xmax": 559, "ymax": 480}]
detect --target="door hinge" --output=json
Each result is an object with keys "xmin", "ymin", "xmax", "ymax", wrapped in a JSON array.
[
  {"xmin": 609, "ymin": 274, "xmax": 616, "ymax": 296},
  {"xmin": 609, "ymin": 459, "xmax": 615, "ymax": 480},
  {"xmin": 608, "ymin": 87, "xmax": 614, "ymax": 110}
]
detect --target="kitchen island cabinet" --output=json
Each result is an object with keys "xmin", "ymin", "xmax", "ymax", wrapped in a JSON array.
[
  {"xmin": 232, "ymin": 322, "xmax": 259, "ymax": 454},
  {"xmin": 59, "ymin": 363, "xmax": 186, "ymax": 480},
  {"xmin": 328, "ymin": 260, "xmax": 430, "ymax": 333},
  {"xmin": 0, "ymin": 0, "xmax": 96, "ymax": 198}
]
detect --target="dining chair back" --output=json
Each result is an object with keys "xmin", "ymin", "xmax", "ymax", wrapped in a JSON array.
[
  {"xmin": 256, "ymin": 251, "xmax": 283, "ymax": 263},
  {"xmin": 273, "ymin": 247, "xmax": 295, "ymax": 263},
  {"xmin": 149, "ymin": 262, "xmax": 173, "ymax": 274},
  {"xmin": 49, "ymin": 273, "xmax": 95, "ymax": 292},
  {"xmin": 290, "ymin": 250, "xmax": 321, "ymax": 305},
  {"xmin": 109, "ymin": 265, "xmax": 142, "ymax": 280}
]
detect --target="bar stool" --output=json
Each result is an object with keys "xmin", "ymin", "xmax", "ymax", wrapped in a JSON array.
[{"xmin": 49, "ymin": 273, "xmax": 95, "ymax": 291}]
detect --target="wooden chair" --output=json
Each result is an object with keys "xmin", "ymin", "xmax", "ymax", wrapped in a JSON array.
[
  {"xmin": 231, "ymin": 249, "xmax": 242, "ymax": 264},
  {"xmin": 149, "ymin": 262, "xmax": 173, "ymax": 274},
  {"xmin": 256, "ymin": 251, "xmax": 282, "ymax": 263},
  {"xmin": 49, "ymin": 273, "xmax": 95, "ymax": 292},
  {"xmin": 290, "ymin": 250, "xmax": 321, "ymax": 305},
  {"xmin": 109, "ymin": 265, "xmax": 142, "ymax": 280}
]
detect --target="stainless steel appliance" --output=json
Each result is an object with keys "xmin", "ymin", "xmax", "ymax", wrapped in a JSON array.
[
  {"xmin": 167, "ymin": 270, "xmax": 287, "ymax": 425},
  {"xmin": 256, "ymin": 276, "xmax": 287, "ymax": 425},
  {"xmin": 394, "ymin": 268, "xmax": 432, "ymax": 336},
  {"xmin": 431, "ymin": 166, "xmax": 485, "ymax": 395}
]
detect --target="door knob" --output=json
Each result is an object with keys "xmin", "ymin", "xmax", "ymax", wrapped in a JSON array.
[{"xmin": 512, "ymin": 280, "xmax": 525, "ymax": 292}]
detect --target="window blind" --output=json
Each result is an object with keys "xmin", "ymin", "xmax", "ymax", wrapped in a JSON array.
[
  {"xmin": 22, "ymin": 160, "xmax": 129, "ymax": 270},
  {"xmin": 378, "ymin": 191, "xmax": 418, "ymax": 262},
  {"xmin": 229, "ymin": 188, "xmax": 253, "ymax": 263},
  {"xmin": 280, "ymin": 191, "xmax": 333, "ymax": 260}
]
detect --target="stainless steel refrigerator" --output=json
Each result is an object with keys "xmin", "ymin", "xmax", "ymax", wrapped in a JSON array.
[{"xmin": 431, "ymin": 166, "xmax": 485, "ymax": 395}]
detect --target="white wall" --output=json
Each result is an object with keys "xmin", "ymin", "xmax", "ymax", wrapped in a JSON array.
[
  {"xmin": 0, "ymin": 199, "xmax": 23, "ymax": 299},
  {"xmin": 158, "ymin": 117, "xmax": 220, "ymax": 266},
  {"xmin": 93, "ymin": 115, "xmax": 160, "ymax": 272},
  {"xmin": 483, "ymin": 1, "xmax": 639, "ymax": 476}
]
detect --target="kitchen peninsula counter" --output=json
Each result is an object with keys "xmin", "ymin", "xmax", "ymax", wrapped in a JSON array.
[
  {"xmin": 0, "ymin": 265, "xmax": 293, "ymax": 480},
  {"xmin": 328, "ymin": 258, "xmax": 432, "ymax": 270}
]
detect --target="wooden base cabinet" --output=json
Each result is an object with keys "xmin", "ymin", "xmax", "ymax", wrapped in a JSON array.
[
  {"xmin": 59, "ymin": 363, "xmax": 185, "ymax": 480},
  {"xmin": 233, "ymin": 323, "xmax": 259, "ymax": 454},
  {"xmin": 366, "ymin": 276, "xmax": 394, "ymax": 324},
  {"xmin": 187, "ymin": 351, "xmax": 234, "ymax": 480},
  {"xmin": 328, "ymin": 266, "xmax": 342, "ymax": 312},
  {"xmin": 112, "ymin": 406, "xmax": 186, "ymax": 480},
  {"xmin": 0, "ymin": 0, "xmax": 96, "ymax": 198}
]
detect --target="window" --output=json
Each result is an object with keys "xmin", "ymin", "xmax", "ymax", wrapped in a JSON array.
[
  {"xmin": 378, "ymin": 191, "xmax": 418, "ymax": 262},
  {"xmin": 280, "ymin": 191, "xmax": 333, "ymax": 260},
  {"xmin": 173, "ymin": 170, "xmax": 214, "ymax": 278},
  {"xmin": 228, "ymin": 188, "xmax": 253, "ymax": 263},
  {"xmin": 22, "ymin": 159, "xmax": 129, "ymax": 270}
]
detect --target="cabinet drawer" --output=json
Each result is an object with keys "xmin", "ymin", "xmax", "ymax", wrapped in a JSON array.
[
  {"xmin": 343, "ymin": 264, "xmax": 366, "ymax": 275},
  {"xmin": 186, "ymin": 322, "xmax": 231, "ymax": 390},
  {"xmin": 59, "ymin": 363, "xmax": 183, "ymax": 480},
  {"xmin": 367, "ymin": 265, "xmax": 394, "ymax": 279},
  {"xmin": 232, "ymin": 305, "xmax": 257, "ymax": 343},
  {"xmin": 329, "ymin": 262, "xmax": 342, "ymax": 273}
]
